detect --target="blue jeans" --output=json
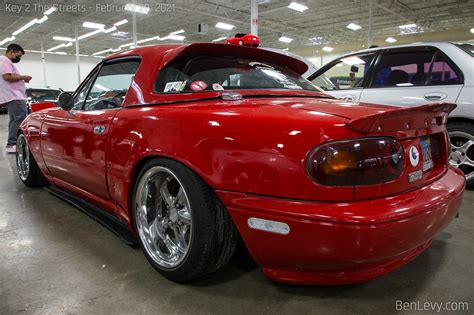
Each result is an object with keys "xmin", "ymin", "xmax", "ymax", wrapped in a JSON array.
[{"xmin": 4, "ymin": 100, "xmax": 28, "ymax": 146}]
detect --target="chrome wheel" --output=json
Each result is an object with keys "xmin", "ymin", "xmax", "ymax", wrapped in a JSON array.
[
  {"xmin": 134, "ymin": 166, "xmax": 192, "ymax": 269},
  {"xmin": 449, "ymin": 131, "xmax": 474, "ymax": 183},
  {"xmin": 16, "ymin": 135, "xmax": 30, "ymax": 181}
]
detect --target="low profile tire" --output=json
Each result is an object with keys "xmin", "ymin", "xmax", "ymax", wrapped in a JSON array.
[
  {"xmin": 132, "ymin": 158, "xmax": 239, "ymax": 282},
  {"xmin": 447, "ymin": 122, "xmax": 474, "ymax": 188},
  {"xmin": 16, "ymin": 134, "xmax": 48, "ymax": 187}
]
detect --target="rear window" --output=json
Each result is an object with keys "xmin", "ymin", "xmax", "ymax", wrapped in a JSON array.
[
  {"xmin": 454, "ymin": 43, "xmax": 474, "ymax": 56},
  {"xmin": 154, "ymin": 56, "xmax": 320, "ymax": 93}
]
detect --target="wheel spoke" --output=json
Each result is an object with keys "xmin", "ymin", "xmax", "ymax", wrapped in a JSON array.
[
  {"xmin": 162, "ymin": 235, "xmax": 180, "ymax": 259},
  {"xmin": 449, "ymin": 159, "xmax": 459, "ymax": 167},
  {"xmin": 160, "ymin": 178, "xmax": 175, "ymax": 208},
  {"xmin": 177, "ymin": 207, "xmax": 192, "ymax": 225},
  {"xmin": 459, "ymin": 139, "xmax": 473, "ymax": 152},
  {"xmin": 148, "ymin": 217, "xmax": 165, "ymax": 242},
  {"xmin": 176, "ymin": 187, "xmax": 186, "ymax": 205},
  {"xmin": 172, "ymin": 224, "xmax": 188, "ymax": 253},
  {"xmin": 464, "ymin": 157, "xmax": 474, "ymax": 167}
]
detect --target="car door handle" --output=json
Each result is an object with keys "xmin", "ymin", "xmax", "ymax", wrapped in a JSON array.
[
  {"xmin": 340, "ymin": 95, "xmax": 356, "ymax": 101},
  {"xmin": 93, "ymin": 125, "xmax": 106, "ymax": 135},
  {"xmin": 424, "ymin": 93, "xmax": 447, "ymax": 101}
]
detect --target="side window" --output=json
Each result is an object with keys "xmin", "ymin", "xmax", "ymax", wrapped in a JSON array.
[
  {"xmin": 371, "ymin": 51, "xmax": 435, "ymax": 87},
  {"xmin": 73, "ymin": 69, "xmax": 98, "ymax": 110},
  {"xmin": 84, "ymin": 60, "xmax": 140, "ymax": 111},
  {"xmin": 311, "ymin": 54, "xmax": 376, "ymax": 90},
  {"xmin": 428, "ymin": 54, "xmax": 461, "ymax": 85}
]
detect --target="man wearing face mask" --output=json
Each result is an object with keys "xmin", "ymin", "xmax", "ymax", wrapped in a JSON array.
[{"xmin": 0, "ymin": 43, "xmax": 31, "ymax": 154}]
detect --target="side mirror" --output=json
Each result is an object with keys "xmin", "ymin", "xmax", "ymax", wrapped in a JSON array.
[{"xmin": 58, "ymin": 92, "xmax": 74, "ymax": 111}]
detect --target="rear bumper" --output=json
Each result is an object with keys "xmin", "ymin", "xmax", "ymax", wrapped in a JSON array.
[{"xmin": 217, "ymin": 167, "xmax": 465, "ymax": 285}]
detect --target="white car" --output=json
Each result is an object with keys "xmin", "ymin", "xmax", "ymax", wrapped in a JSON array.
[{"xmin": 309, "ymin": 42, "xmax": 474, "ymax": 186}]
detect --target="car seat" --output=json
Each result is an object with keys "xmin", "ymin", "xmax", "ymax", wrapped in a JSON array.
[{"xmin": 387, "ymin": 69, "xmax": 409, "ymax": 86}]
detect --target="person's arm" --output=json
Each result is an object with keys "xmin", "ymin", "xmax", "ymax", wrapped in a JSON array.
[{"xmin": 3, "ymin": 73, "xmax": 31, "ymax": 82}]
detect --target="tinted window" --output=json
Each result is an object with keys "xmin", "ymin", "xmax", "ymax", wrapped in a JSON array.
[
  {"xmin": 154, "ymin": 56, "xmax": 320, "ymax": 93},
  {"xmin": 428, "ymin": 54, "xmax": 461, "ymax": 85},
  {"xmin": 84, "ymin": 61, "xmax": 140, "ymax": 111},
  {"xmin": 311, "ymin": 54, "xmax": 376, "ymax": 90},
  {"xmin": 371, "ymin": 50, "xmax": 462, "ymax": 87},
  {"xmin": 372, "ymin": 51, "xmax": 435, "ymax": 87}
]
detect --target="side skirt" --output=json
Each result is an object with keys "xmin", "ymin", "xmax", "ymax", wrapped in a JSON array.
[{"xmin": 44, "ymin": 185, "xmax": 138, "ymax": 246}]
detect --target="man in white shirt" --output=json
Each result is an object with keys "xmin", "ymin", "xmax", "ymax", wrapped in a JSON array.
[{"xmin": 0, "ymin": 43, "xmax": 31, "ymax": 153}]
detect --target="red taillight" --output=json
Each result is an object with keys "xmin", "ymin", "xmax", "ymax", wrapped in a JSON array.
[{"xmin": 306, "ymin": 137, "xmax": 405, "ymax": 186}]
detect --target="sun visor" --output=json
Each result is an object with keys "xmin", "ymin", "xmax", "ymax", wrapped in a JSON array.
[{"xmin": 158, "ymin": 43, "xmax": 309, "ymax": 75}]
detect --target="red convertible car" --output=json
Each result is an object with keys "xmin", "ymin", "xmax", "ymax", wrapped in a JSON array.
[{"xmin": 16, "ymin": 43, "xmax": 465, "ymax": 285}]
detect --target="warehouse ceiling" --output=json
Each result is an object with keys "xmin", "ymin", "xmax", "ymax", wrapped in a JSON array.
[{"xmin": 0, "ymin": 0, "xmax": 473, "ymax": 56}]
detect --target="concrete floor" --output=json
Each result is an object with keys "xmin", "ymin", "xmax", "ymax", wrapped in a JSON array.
[{"xmin": 0, "ymin": 114, "xmax": 472, "ymax": 315}]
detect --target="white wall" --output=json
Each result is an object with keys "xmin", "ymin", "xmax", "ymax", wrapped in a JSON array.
[{"xmin": 2, "ymin": 50, "xmax": 101, "ymax": 91}]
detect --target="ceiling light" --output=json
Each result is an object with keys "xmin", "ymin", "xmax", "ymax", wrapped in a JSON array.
[
  {"xmin": 137, "ymin": 36, "xmax": 160, "ymax": 44},
  {"xmin": 215, "ymin": 22, "xmax": 235, "ymax": 30},
  {"xmin": 55, "ymin": 52, "xmax": 67, "ymax": 55},
  {"xmin": 279, "ymin": 36, "xmax": 293, "ymax": 43},
  {"xmin": 37, "ymin": 16, "xmax": 48, "ymax": 24},
  {"xmin": 13, "ymin": 19, "xmax": 38, "ymax": 36},
  {"xmin": 83, "ymin": 22, "xmax": 105, "ymax": 29},
  {"xmin": 93, "ymin": 49, "xmax": 112, "ymax": 56},
  {"xmin": 385, "ymin": 37, "xmax": 397, "ymax": 43},
  {"xmin": 53, "ymin": 36, "xmax": 74, "ymax": 42},
  {"xmin": 471, "ymin": 28, "xmax": 474, "ymax": 34},
  {"xmin": 170, "ymin": 29, "xmax": 185, "ymax": 35},
  {"xmin": 288, "ymin": 2, "xmax": 308, "ymax": 12},
  {"xmin": 322, "ymin": 46, "xmax": 334, "ymax": 52},
  {"xmin": 0, "ymin": 36, "xmax": 16, "ymax": 46},
  {"xmin": 212, "ymin": 37, "xmax": 227, "ymax": 42},
  {"xmin": 44, "ymin": 7, "xmax": 57, "ymax": 15},
  {"xmin": 47, "ymin": 43, "xmax": 65, "ymax": 52},
  {"xmin": 125, "ymin": 3, "xmax": 150, "ymax": 14},
  {"xmin": 164, "ymin": 34, "xmax": 185, "ymax": 41},
  {"xmin": 103, "ymin": 26, "xmax": 117, "ymax": 33},
  {"xmin": 341, "ymin": 56, "xmax": 365, "ymax": 66},
  {"xmin": 77, "ymin": 29, "xmax": 103, "ymax": 40},
  {"xmin": 399, "ymin": 23, "xmax": 417, "ymax": 29},
  {"xmin": 346, "ymin": 23, "xmax": 361, "ymax": 31},
  {"xmin": 119, "ymin": 42, "xmax": 135, "ymax": 48},
  {"xmin": 114, "ymin": 19, "xmax": 128, "ymax": 27}
]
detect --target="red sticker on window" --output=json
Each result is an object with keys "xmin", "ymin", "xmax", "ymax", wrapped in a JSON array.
[{"xmin": 190, "ymin": 81, "xmax": 208, "ymax": 91}]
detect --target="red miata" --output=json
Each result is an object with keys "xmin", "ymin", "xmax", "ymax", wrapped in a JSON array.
[{"xmin": 17, "ymin": 43, "xmax": 465, "ymax": 285}]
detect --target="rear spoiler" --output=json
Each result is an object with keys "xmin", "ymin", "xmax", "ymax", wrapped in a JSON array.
[
  {"xmin": 158, "ymin": 43, "xmax": 309, "ymax": 75},
  {"xmin": 346, "ymin": 103, "xmax": 456, "ymax": 134}
]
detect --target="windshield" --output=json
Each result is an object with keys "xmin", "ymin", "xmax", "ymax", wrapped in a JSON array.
[
  {"xmin": 155, "ymin": 56, "xmax": 321, "ymax": 93},
  {"xmin": 454, "ymin": 43, "xmax": 474, "ymax": 56}
]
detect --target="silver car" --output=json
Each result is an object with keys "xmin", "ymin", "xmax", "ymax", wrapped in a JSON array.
[{"xmin": 309, "ymin": 42, "xmax": 474, "ymax": 187}]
